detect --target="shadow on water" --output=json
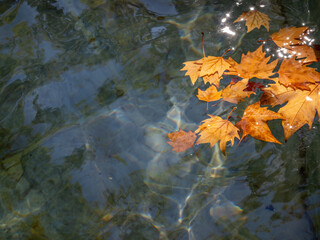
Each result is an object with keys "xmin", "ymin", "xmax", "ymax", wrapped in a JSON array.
[{"xmin": 0, "ymin": 0, "xmax": 320, "ymax": 239}]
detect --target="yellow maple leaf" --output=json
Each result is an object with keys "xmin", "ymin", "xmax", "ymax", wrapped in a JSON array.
[{"xmin": 234, "ymin": 10, "xmax": 270, "ymax": 33}]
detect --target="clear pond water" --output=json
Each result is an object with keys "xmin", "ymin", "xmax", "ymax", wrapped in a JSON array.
[{"xmin": 0, "ymin": 0, "xmax": 320, "ymax": 239}]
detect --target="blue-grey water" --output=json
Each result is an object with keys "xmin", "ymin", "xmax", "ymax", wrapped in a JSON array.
[{"xmin": 0, "ymin": 0, "xmax": 319, "ymax": 239}]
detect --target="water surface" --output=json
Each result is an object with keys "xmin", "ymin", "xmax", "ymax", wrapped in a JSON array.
[{"xmin": 0, "ymin": 0, "xmax": 320, "ymax": 239}]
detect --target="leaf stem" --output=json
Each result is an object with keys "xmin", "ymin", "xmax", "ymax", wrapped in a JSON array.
[
  {"xmin": 222, "ymin": 49, "xmax": 231, "ymax": 57},
  {"xmin": 201, "ymin": 32, "xmax": 206, "ymax": 58},
  {"xmin": 258, "ymin": 39, "xmax": 273, "ymax": 43},
  {"xmin": 227, "ymin": 107, "xmax": 236, "ymax": 120}
]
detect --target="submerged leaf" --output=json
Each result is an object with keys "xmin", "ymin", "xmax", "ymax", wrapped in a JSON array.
[{"xmin": 167, "ymin": 129, "xmax": 197, "ymax": 152}]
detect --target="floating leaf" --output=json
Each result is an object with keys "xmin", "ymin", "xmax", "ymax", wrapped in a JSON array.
[
  {"xmin": 285, "ymin": 45, "xmax": 317, "ymax": 65},
  {"xmin": 195, "ymin": 114, "xmax": 240, "ymax": 155},
  {"xmin": 234, "ymin": 10, "xmax": 270, "ymax": 33},
  {"xmin": 222, "ymin": 79, "xmax": 255, "ymax": 104},
  {"xmin": 224, "ymin": 45, "xmax": 278, "ymax": 80},
  {"xmin": 270, "ymin": 26, "xmax": 308, "ymax": 48},
  {"xmin": 277, "ymin": 57, "xmax": 320, "ymax": 90},
  {"xmin": 197, "ymin": 85, "xmax": 222, "ymax": 103},
  {"xmin": 261, "ymin": 80, "xmax": 320, "ymax": 140},
  {"xmin": 180, "ymin": 59, "xmax": 203, "ymax": 85},
  {"xmin": 181, "ymin": 55, "xmax": 231, "ymax": 87},
  {"xmin": 236, "ymin": 101, "xmax": 284, "ymax": 144}
]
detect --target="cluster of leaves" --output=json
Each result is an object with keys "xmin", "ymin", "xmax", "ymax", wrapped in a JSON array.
[{"xmin": 168, "ymin": 9, "xmax": 320, "ymax": 155}]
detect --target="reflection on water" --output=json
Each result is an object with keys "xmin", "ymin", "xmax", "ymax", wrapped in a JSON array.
[{"xmin": 0, "ymin": 0, "xmax": 319, "ymax": 239}]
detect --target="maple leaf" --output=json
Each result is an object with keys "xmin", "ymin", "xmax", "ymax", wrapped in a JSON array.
[
  {"xmin": 244, "ymin": 81, "xmax": 265, "ymax": 92},
  {"xmin": 197, "ymin": 85, "xmax": 222, "ymax": 103},
  {"xmin": 270, "ymin": 26, "xmax": 308, "ymax": 48},
  {"xmin": 261, "ymin": 80, "xmax": 320, "ymax": 140},
  {"xmin": 200, "ymin": 56, "xmax": 231, "ymax": 78},
  {"xmin": 195, "ymin": 114, "xmax": 240, "ymax": 155},
  {"xmin": 167, "ymin": 129, "xmax": 197, "ymax": 152},
  {"xmin": 314, "ymin": 45, "xmax": 320, "ymax": 61},
  {"xmin": 224, "ymin": 45, "xmax": 278, "ymax": 80},
  {"xmin": 234, "ymin": 10, "xmax": 270, "ymax": 33},
  {"xmin": 230, "ymin": 79, "xmax": 264, "ymax": 91},
  {"xmin": 181, "ymin": 56, "xmax": 231, "ymax": 87},
  {"xmin": 285, "ymin": 45, "xmax": 317, "ymax": 65},
  {"xmin": 222, "ymin": 78, "xmax": 255, "ymax": 104},
  {"xmin": 236, "ymin": 101, "xmax": 284, "ymax": 144},
  {"xmin": 180, "ymin": 59, "xmax": 203, "ymax": 85},
  {"xmin": 277, "ymin": 57, "xmax": 320, "ymax": 90},
  {"xmin": 260, "ymin": 78, "xmax": 292, "ymax": 107},
  {"xmin": 203, "ymin": 74, "xmax": 222, "ymax": 88}
]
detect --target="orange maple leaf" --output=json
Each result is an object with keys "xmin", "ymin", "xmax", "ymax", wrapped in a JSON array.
[
  {"xmin": 197, "ymin": 85, "xmax": 222, "ymax": 103},
  {"xmin": 277, "ymin": 57, "xmax": 320, "ymax": 90},
  {"xmin": 167, "ymin": 129, "xmax": 197, "ymax": 152},
  {"xmin": 260, "ymin": 78, "xmax": 292, "ymax": 107},
  {"xmin": 270, "ymin": 26, "xmax": 308, "ymax": 48},
  {"xmin": 195, "ymin": 114, "xmax": 240, "ymax": 155},
  {"xmin": 236, "ymin": 101, "xmax": 284, "ymax": 144},
  {"xmin": 200, "ymin": 56, "xmax": 231, "ymax": 78},
  {"xmin": 180, "ymin": 56, "xmax": 231, "ymax": 87},
  {"xmin": 202, "ymin": 74, "xmax": 222, "ymax": 88},
  {"xmin": 285, "ymin": 45, "xmax": 317, "ymax": 65},
  {"xmin": 180, "ymin": 59, "xmax": 203, "ymax": 85},
  {"xmin": 224, "ymin": 45, "xmax": 278, "ymax": 80},
  {"xmin": 222, "ymin": 78, "xmax": 255, "ymax": 104},
  {"xmin": 261, "ymin": 80, "xmax": 320, "ymax": 140},
  {"xmin": 234, "ymin": 10, "xmax": 270, "ymax": 33}
]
